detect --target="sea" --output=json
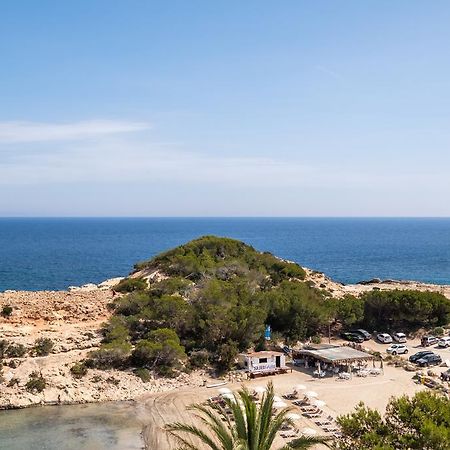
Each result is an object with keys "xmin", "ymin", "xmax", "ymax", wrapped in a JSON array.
[{"xmin": 1, "ymin": 217, "xmax": 450, "ymax": 292}]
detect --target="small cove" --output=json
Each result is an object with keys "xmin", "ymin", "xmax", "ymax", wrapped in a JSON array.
[{"xmin": 0, "ymin": 401, "xmax": 144, "ymax": 450}]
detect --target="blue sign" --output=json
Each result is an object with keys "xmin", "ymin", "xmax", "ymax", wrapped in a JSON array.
[{"xmin": 264, "ymin": 325, "xmax": 271, "ymax": 340}]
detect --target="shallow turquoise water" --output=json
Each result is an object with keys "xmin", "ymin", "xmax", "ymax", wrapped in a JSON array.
[{"xmin": 0, "ymin": 402, "xmax": 144, "ymax": 450}]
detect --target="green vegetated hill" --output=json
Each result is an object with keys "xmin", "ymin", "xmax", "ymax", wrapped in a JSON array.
[{"xmin": 87, "ymin": 236, "xmax": 450, "ymax": 377}]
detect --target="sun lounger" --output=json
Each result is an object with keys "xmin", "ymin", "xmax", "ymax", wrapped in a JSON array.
[
  {"xmin": 303, "ymin": 410, "xmax": 323, "ymax": 418},
  {"xmin": 283, "ymin": 392, "xmax": 298, "ymax": 400},
  {"xmin": 315, "ymin": 415, "xmax": 334, "ymax": 426},
  {"xmin": 292, "ymin": 399, "xmax": 309, "ymax": 406},
  {"xmin": 280, "ymin": 430, "xmax": 299, "ymax": 438}
]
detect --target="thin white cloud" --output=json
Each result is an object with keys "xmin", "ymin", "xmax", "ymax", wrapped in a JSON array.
[{"xmin": 0, "ymin": 120, "xmax": 150, "ymax": 143}]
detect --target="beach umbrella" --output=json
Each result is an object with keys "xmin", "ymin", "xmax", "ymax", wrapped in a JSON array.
[
  {"xmin": 286, "ymin": 413, "xmax": 301, "ymax": 420},
  {"xmin": 294, "ymin": 384, "xmax": 306, "ymax": 391},
  {"xmin": 217, "ymin": 387, "xmax": 232, "ymax": 394},
  {"xmin": 301, "ymin": 427, "xmax": 317, "ymax": 436},
  {"xmin": 313, "ymin": 399, "xmax": 326, "ymax": 408},
  {"xmin": 304, "ymin": 391, "xmax": 318, "ymax": 398},
  {"xmin": 273, "ymin": 401, "xmax": 288, "ymax": 409},
  {"xmin": 273, "ymin": 395, "xmax": 283, "ymax": 402},
  {"xmin": 253, "ymin": 386, "xmax": 267, "ymax": 393},
  {"xmin": 221, "ymin": 393, "xmax": 234, "ymax": 399}
]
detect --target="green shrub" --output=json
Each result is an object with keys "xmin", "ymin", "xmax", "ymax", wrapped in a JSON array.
[
  {"xmin": 188, "ymin": 350, "xmax": 211, "ymax": 369},
  {"xmin": 70, "ymin": 362, "xmax": 88, "ymax": 379},
  {"xmin": 432, "ymin": 326, "xmax": 445, "ymax": 337},
  {"xmin": 114, "ymin": 277, "xmax": 147, "ymax": 293},
  {"xmin": 135, "ymin": 367, "xmax": 151, "ymax": 382},
  {"xmin": 311, "ymin": 335, "xmax": 322, "ymax": 344},
  {"xmin": 88, "ymin": 341, "xmax": 132, "ymax": 369},
  {"xmin": 7, "ymin": 378, "xmax": 19, "ymax": 387},
  {"xmin": 33, "ymin": 338, "xmax": 54, "ymax": 356},
  {"xmin": 26, "ymin": 371, "xmax": 46, "ymax": 393},
  {"xmin": 0, "ymin": 340, "xmax": 8, "ymax": 358},
  {"xmin": 1, "ymin": 306, "xmax": 13, "ymax": 317},
  {"xmin": 5, "ymin": 343, "xmax": 26, "ymax": 358}
]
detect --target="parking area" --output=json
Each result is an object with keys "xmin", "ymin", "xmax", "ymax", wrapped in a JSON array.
[{"xmin": 335, "ymin": 334, "xmax": 450, "ymax": 378}]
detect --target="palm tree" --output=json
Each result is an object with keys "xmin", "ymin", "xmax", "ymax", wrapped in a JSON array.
[{"xmin": 166, "ymin": 381, "xmax": 330, "ymax": 450}]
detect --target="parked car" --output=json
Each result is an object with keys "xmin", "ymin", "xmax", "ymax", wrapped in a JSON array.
[
  {"xmin": 392, "ymin": 332, "xmax": 407, "ymax": 343},
  {"xmin": 441, "ymin": 369, "xmax": 450, "ymax": 381},
  {"xmin": 341, "ymin": 332, "xmax": 364, "ymax": 343},
  {"xmin": 376, "ymin": 333, "xmax": 393, "ymax": 344},
  {"xmin": 350, "ymin": 329, "xmax": 371, "ymax": 340},
  {"xmin": 421, "ymin": 335, "xmax": 438, "ymax": 347},
  {"xmin": 416, "ymin": 353, "xmax": 442, "ymax": 367},
  {"xmin": 386, "ymin": 344, "xmax": 408, "ymax": 355},
  {"xmin": 438, "ymin": 337, "xmax": 450, "ymax": 348},
  {"xmin": 409, "ymin": 350, "xmax": 434, "ymax": 363}
]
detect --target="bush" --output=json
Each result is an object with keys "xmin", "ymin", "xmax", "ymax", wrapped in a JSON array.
[
  {"xmin": 70, "ymin": 362, "xmax": 88, "ymax": 379},
  {"xmin": 33, "ymin": 338, "xmax": 54, "ymax": 356},
  {"xmin": 188, "ymin": 350, "xmax": 211, "ymax": 369},
  {"xmin": 114, "ymin": 277, "xmax": 147, "ymax": 293},
  {"xmin": 88, "ymin": 341, "xmax": 132, "ymax": 369},
  {"xmin": 26, "ymin": 371, "xmax": 46, "ymax": 393},
  {"xmin": 7, "ymin": 378, "xmax": 19, "ymax": 387},
  {"xmin": 432, "ymin": 326, "xmax": 445, "ymax": 337},
  {"xmin": 0, "ymin": 340, "xmax": 8, "ymax": 358},
  {"xmin": 1, "ymin": 306, "xmax": 13, "ymax": 317},
  {"xmin": 5, "ymin": 343, "xmax": 26, "ymax": 358},
  {"xmin": 131, "ymin": 328, "xmax": 186, "ymax": 368},
  {"xmin": 135, "ymin": 367, "xmax": 152, "ymax": 382}
]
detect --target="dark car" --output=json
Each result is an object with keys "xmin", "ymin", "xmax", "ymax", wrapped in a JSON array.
[
  {"xmin": 350, "ymin": 329, "xmax": 371, "ymax": 340},
  {"xmin": 341, "ymin": 332, "xmax": 364, "ymax": 343},
  {"xmin": 416, "ymin": 353, "xmax": 442, "ymax": 367},
  {"xmin": 409, "ymin": 350, "xmax": 434, "ymax": 363},
  {"xmin": 441, "ymin": 369, "xmax": 450, "ymax": 381}
]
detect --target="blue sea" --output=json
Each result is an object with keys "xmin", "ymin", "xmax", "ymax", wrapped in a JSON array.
[{"xmin": 1, "ymin": 217, "xmax": 450, "ymax": 291}]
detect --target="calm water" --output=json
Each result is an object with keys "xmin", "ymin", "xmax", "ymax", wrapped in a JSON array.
[
  {"xmin": 0, "ymin": 402, "xmax": 143, "ymax": 450},
  {"xmin": 1, "ymin": 217, "xmax": 450, "ymax": 291}
]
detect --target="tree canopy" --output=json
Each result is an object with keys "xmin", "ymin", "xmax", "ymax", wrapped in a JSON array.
[{"xmin": 337, "ymin": 391, "xmax": 450, "ymax": 450}]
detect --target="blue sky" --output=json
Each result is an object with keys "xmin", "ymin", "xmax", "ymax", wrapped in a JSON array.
[{"xmin": 1, "ymin": 1, "xmax": 450, "ymax": 216}]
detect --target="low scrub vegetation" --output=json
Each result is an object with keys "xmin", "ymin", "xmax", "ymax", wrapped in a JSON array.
[
  {"xmin": 25, "ymin": 371, "xmax": 46, "ymax": 393},
  {"xmin": 1, "ymin": 305, "xmax": 13, "ymax": 317},
  {"xmin": 33, "ymin": 338, "xmax": 54, "ymax": 356}
]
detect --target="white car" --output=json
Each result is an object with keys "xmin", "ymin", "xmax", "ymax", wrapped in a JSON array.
[
  {"xmin": 393, "ymin": 332, "xmax": 407, "ymax": 343},
  {"xmin": 386, "ymin": 344, "xmax": 408, "ymax": 355},
  {"xmin": 377, "ymin": 333, "xmax": 393, "ymax": 344},
  {"xmin": 438, "ymin": 337, "xmax": 450, "ymax": 348}
]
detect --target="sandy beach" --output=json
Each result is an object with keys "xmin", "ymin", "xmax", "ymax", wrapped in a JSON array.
[{"xmin": 138, "ymin": 362, "xmax": 427, "ymax": 449}]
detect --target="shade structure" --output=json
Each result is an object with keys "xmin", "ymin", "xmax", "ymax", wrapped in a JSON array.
[
  {"xmin": 312, "ymin": 399, "xmax": 326, "ymax": 408},
  {"xmin": 273, "ymin": 401, "xmax": 288, "ymax": 409},
  {"xmin": 304, "ymin": 391, "xmax": 318, "ymax": 398},
  {"xmin": 294, "ymin": 384, "xmax": 306, "ymax": 391},
  {"xmin": 286, "ymin": 413, "xmax": 301, "ymax": 420},
  {"xmin": 218, "ymin": 387, "xmax": 232, "ymax": 394},
  {"xmin": 301, "ymin": 427, "xmax": 317, "ymax": 436},
  {"xmin": 253, "ymin": 386, "xmax": 267, "ymax": 393},
  {"xmin": 221, "ymin": 393, "xmax": 234, "ymax": 399},
  {"xmin": 273, "ymin": 395, "xmax": 283, "ymax": 402}
]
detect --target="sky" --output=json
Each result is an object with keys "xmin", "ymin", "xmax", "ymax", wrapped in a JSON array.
[{"xmin": 1, "ymin": 1, "xmax": 450, "ymax": 216}]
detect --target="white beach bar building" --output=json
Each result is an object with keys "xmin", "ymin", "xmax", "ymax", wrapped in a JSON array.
[{"xmin": 238, "ymin": 351, "xmax": 287, "ymax": 378}]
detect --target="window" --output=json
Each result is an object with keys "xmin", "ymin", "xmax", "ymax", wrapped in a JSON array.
[{"xmin": 259, "ymin": 358, "xmax": 268, "ymax": 363}]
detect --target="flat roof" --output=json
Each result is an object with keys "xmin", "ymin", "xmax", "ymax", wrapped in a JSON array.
[
  {"xmin": 240, "ymin": 351, "xmax": 284, "ymax": 357},
  {"xmin": 296, "ymin": 345, "xmax": 374, "ymax": 364}
]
